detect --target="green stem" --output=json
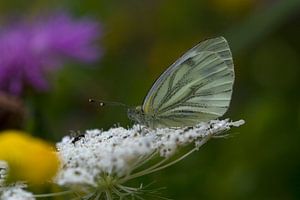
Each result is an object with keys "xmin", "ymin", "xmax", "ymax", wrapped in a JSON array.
[
  {"xmin": 34, "ymin": 190, "xmax": 73, "ymax": 198},
  {"xmin": 106, "ymin": 190, "xmax": 113, "ymax": 200},
  {"xmin": 111, "ymin": 187, "xmax": 122, "ymax": 195},
  {"xmin": 131, "ymin": 151, "xmax": 157, "ymax": 172},
  {"xmin": 119, "ymin": 157, "xmax": 169, "ymax": 184},
  {"xmin": 121, "ymin": 136, "xmax": 211, "ymax": 182}
]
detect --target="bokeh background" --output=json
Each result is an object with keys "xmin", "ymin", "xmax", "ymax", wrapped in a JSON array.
[{"xmin": 0, "ymin": 0, "xmax": 300, "ymax": 199}]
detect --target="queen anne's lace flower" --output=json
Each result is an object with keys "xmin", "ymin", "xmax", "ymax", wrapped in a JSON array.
[
  {"xmin": 0, "ymin": 183, "xmax": 35, "ymax": 200},
  {"xmin": 56, "ymin": 119, "xmax": 244, "ymax": 199},
  {"xmin": 0, "ymin": 161, "xmax": 8, "ymax": 187},
  {"xmin": 0, "ymin": 187, "xmax": 35, "ymax": 200}
]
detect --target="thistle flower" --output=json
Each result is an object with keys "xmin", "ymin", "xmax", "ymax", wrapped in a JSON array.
[
  {"xmin": 0, "ymin": 13, "xmax": 102, "ymax": 95},
  {"xmin": 55, "ymin": 119, "xmax": 244, "ymax": 199}
]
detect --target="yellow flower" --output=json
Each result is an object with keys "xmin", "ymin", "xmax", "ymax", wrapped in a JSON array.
[{"xmin": 0, "ymin": 130, "xmax": 60, "ymax": 185}]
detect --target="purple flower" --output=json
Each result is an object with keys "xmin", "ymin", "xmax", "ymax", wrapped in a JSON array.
[{"xmin": 0, "ymin": 14, "xmax": 102, "ymax": 95}]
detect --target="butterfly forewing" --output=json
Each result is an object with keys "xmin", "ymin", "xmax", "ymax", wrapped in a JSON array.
[
  {"xmin": 142, "ymin": 51, "xmax": 199, "ymax": 113},
  {"xmin": 142, "ymin": 37, "xmax": 234, "ymax": 128},
  {"xmin": 190, "ymin": 36, "xmax": 234, "ymax": 70}
]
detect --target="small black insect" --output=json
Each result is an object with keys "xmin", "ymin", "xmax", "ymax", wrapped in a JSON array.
[{"xmin": 70, "ymin": 130, "xmax": 85, "ymax": 144}]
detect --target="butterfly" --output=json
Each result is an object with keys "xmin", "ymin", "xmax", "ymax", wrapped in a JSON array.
[{"xmin": 127, "ymin": 37, "xmax": 235, "ymax": 129}]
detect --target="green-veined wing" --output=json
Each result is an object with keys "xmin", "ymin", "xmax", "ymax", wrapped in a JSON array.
[{"xmin": 142, "ymin": 37, "xmax": 234, "ymax": 128}]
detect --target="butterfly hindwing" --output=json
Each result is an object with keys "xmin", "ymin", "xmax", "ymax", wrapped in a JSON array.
[{"xmin": 142, "ymin": 37, "xmax": 234, "ymax": 128}]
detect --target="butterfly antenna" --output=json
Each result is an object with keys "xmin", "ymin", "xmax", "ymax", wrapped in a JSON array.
[{"xmin": 89, "ymin": 98, "xmax": 130, "ymax": 109}]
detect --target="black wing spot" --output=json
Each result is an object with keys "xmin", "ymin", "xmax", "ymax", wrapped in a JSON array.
[{"xmin": 183, "ymin": 57, "xmax": 195, "ymax": 67}]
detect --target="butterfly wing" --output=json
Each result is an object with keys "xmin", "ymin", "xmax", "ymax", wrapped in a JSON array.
[{"xmin": 142, "ymin": 37, "xmax": 234, "ymax": 128}]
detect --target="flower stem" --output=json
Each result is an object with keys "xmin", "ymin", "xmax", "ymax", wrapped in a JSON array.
[
  {"xmin": 119, "ymin": 157, "xmax": 169, "ymax": 183},
  {"xmin": 106, "ymin": 190, "xmax": 113, "ymax": 200},
  {"xmin": 120, "ymin": 136, "xmax": 211, "ymax": 183},
  {"xmin": 34, "ymin": 190, "xmax": 73, "ymax": 197},
  {"xmin": 131, "ymin": 151, "xmax": 157, "ymax": 171}
]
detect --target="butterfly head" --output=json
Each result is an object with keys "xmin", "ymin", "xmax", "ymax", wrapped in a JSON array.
[{"xmin": 127, "ymin": 106, "xmax": 145, "ymax": 124}]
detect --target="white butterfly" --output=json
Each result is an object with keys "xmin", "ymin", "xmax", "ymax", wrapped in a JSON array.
[{"xmin": 128, "ymin": 37, "xmax": 234, "ymax": 128}]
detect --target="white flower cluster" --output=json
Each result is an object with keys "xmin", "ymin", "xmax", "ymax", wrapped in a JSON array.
[
  {"xmin": 0, "ymin": 183, "xmax": 35, "ymax": 200},
  {"xmin": 0, "ymin": 161, "xmax": 8, "ymax": 187},
  {"xmin": 56, "ymin": 127, "xmax": 157, "ymax": 187},
  {"xmin": 0, "ymin": 187, "xmax": 34, "ymax": 200},
  {"xmin": 0, "ymin": 162, "xmax": 35, "ymax": 200},
  {"xmin": 56, "ymin": 119, "xmax": 244, "ymax": 187}
]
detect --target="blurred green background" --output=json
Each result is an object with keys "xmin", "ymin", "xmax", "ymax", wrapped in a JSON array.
[{"xmin": 1, "ymin": 0, "xmax": 300, "ymax": 199}]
